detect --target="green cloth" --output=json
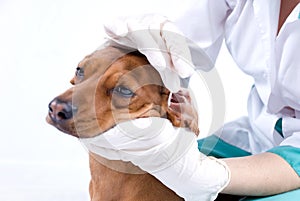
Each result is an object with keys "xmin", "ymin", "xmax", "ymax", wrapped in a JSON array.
[
  {"xmin": 197, "ymin": 135, "xmax": 251, "ymax": 158},
  {"xmin": 268, "ymin": 145, "xmax": 300, "ymax": 176},
  {"xmin": 274, "ymin": 118, "xmax": 283, "ymax": 137}
]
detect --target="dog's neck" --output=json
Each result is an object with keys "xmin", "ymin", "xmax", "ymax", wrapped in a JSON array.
[
  {"xmin": 88, "ymin": 152, "xmax": 183, "ymax": 201},
  {"xmin": 89, "ymin": 152, "xmax": 145, "ymax": 174}
]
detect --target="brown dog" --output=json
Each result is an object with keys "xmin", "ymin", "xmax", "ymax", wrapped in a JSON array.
[{"xmin": 47, "ymin": 46, "xmax": 199, "ymax": 201}]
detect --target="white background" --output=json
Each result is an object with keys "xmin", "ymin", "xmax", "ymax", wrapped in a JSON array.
[{"xmin": 0, "ymin": 0, "xmax": 253, "ymax": 200}]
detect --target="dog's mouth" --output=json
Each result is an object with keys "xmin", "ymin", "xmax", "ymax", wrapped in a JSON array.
[
  {"xmin": 46, "ymin": 112, "xmax": 80, "ymax": 137},
  {"xmin": 46, "ymin": 110, "xmax": 117, "ymax": 138}
]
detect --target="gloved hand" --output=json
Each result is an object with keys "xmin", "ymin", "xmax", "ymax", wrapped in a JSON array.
[
  {"xmin": 80, "ymin": 117, "xmax": 230, "ymax": 201},
  {"xmin": 103, "ymin": 14, "xmax": 213, "ymax": 92}
]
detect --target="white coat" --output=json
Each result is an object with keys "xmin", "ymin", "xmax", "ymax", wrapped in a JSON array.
[{"xmin": 172, "ymin": 0, "xmax": 300, "ymax": 153}]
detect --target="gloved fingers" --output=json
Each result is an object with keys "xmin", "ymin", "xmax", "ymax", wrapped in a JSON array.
[
  {"xmin": 169, "ymin": 102, "xmax": 196, "ymax": 117},
  {"xmin": 103, "ymin": 14, "xmax": 204, "ymax": 92},
  {"xmin": 104, "ymin": 14, "xmax": 194, "ymax": 75},
  {"xmin": 169, "ymin": 90, "xmax": 196, "ymax": 123},
  {"xmin": 104, "ymin": 19, "xmax": 128, "ymax": 38},
  {"xmin": 170, "ymin": 89, "xmax": 192, "ymax": 103},
  {"xmin": 161, "ymin": 22, "xmax": 195, "ymax": 78},
  {"xmin": 168, "ymin": 88, "xmax": 199, "ymax": 135},
  {"xmin": 104, "ymin": 15, "xmax": 171, "ymax": 70},
  {"xmin": 136, "ymin": 45, "xmax": 170, "ymax": 71},
  {"xmin": 161, "ymin": 20, "xmax": 214, "ymax": 72},
  {"xmin": 170, "ymin": 102, "xmax": 199, "ymax": 124},
  {"xmin": 142, "ymin": 19, "xmax": 195, "ymax": 79},
  {"xmin": 139, "ymin": 28, "xmax": 171, "ymax": 70},
  {"xmin": 168, "ymin": 102, "xmax": 199, "ymax": 136}
]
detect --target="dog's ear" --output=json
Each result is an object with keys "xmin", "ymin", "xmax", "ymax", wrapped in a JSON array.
[{"xmin": 165, "ymin": 90, "xmax": 200, "ymax": 136}]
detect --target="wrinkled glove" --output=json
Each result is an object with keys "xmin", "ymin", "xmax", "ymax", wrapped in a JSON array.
[
  {"xmin": 103, "ymin": 14, "xmax": 213, "ymax": 92},
  {"xmin": 81, "ymin": 117, "xmax": 230, "ymax": 201}
]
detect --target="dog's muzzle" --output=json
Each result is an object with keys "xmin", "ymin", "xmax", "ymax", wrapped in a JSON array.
[{"xmin": 48, "ymin": 98, "xmax": 77, "ymax": 122}]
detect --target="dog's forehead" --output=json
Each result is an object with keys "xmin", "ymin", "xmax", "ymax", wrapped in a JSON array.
[
  {"xmin": 108, "ymin": 56, "xmax": 165, "ymax": 90},
  {"xmin": 77, "ymin": 47, "xmax": 163, "ymax": 87},
  {"xmin": 79, "ymin": 47, "xmax": 128, "ymax": 70}
]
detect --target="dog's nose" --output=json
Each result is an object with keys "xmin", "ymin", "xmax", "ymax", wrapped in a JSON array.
[{"xmin": 48, "ymin": 98, "xmax": 77, "ymax": 122}]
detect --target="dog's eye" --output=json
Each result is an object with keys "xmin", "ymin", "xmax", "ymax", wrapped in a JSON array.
[
  {"xmin": 112, "ymin": 86, "xmax": 135, "ymax": 98},
  {"xmin": 75, "ymin": 67, "xmax": 84, "ymax": 77}
]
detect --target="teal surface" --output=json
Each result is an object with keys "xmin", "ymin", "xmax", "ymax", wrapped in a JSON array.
[
  {"xmin": 197, "ymin": 135, "xmax": 251, "ymax": 158},
  {"xmin": 274, "ymin": 118, "xmax": 283, "ymax": 137},
  {"xmin": 268, "ymin": 145, "xmax": 300, "ymax": 176}
]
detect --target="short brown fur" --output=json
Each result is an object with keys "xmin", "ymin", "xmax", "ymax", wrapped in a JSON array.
[{"xmin": 47, "ymin": 46, "xmax": 198, "ymax": 201}]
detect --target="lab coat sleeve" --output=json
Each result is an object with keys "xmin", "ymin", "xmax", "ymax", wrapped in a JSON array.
[
  {"xmin": 172, "ymin": 0, "xmax": 234, "ymax": 64},
  {"xmin": 279, "ymin": 117, "xmax": 300, "ymax": 149}
]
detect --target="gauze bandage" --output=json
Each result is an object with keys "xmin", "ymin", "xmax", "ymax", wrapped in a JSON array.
[{"xmin": 81, "ymin": 117, "xmax": 230, "ymax": 201}]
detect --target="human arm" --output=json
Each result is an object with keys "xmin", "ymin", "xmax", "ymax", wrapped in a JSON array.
[
  {"xmin": 171, "ymin": 91, "xmax": 299, "ymax": 196},
  {"xmin": 170, "ymin": 92, "xmax": 300, "ymax": 197},
  {"xmin": 223, "ymin": 151, "xmax": 300, "ymax": 196}
]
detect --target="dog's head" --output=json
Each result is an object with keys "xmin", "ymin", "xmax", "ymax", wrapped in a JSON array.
[{"xmin": 46, "ymin": 46, "xmax": 184, "ymax": 138}]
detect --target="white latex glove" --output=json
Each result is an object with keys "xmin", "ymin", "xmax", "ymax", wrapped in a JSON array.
[
  {"xmin": 80, "ymin": 117, "xmax": 230, "ymax": 201},
  {"xmin": 103, "ymin": 14, "xmax": 213, "ymax": 92}
]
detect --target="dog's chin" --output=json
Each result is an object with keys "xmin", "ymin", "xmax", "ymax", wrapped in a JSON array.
[{"xmin": 46, "ymin": 114, "xmax": 80, "ymax": 138}]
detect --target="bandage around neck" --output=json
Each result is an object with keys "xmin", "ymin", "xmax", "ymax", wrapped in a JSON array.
[{"xmin": 80, "ymin": 117, "xmax": 230, "ymax": 201}]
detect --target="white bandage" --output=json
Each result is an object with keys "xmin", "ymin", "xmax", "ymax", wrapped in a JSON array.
[{"xmin": 81, "ymin": 117, "xmax": 230, "ymax": 201}]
